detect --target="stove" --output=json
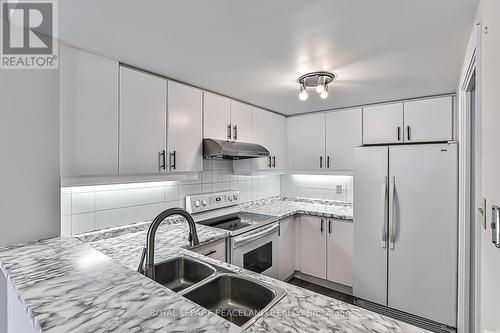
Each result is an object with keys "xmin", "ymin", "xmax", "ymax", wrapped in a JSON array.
[{"xmin": 186, "ymin": 191, "xmax": 280, "ymax": 278}]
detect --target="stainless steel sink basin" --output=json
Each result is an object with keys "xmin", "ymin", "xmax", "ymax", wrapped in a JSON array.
[
  {"xmin": 183, "ymin": 273, "xmax": 286, "ymax": 328},
  {"xmin": 153, "ymin": 257, "xmax": 215, "ymax": 292}
]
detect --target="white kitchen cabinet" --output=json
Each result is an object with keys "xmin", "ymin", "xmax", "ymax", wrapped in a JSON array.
[
  {"xmin": 167, "ymin": 81, "xmax": 203, "ymax": 173},
  {"xmin": 119, "ymin": 67, "xmax": 167, "ymax": 174},
  {"xmin": 230, "ymin": 100, "xmax": 253, "ymax": 142},
  {"xmin": 363, "ymin": 102, "xmax": 404, "ymax": 145},
  {"xmin": 271, "ymin": 113, "xmax": 287, "ymax": 170},
  {"xmin": 252, "ymin": 107, "xmax": 273, "ymax": 169},
  {"xmin": 278, "ymin": 217, "xmax": 295, "ymax": 280},
  {"xmin": 60, "ymin": 44, "xmax": 119, "ymax": 177},
  {"xmin": 203, "ymin": 92, "xmax": 231, "ymax": 140},
  {"xmin": 327, "ymin": 220, "xmax": 353, "ymax": 286},
  {"xmin": 300, "ymin": 216, "xmax": 327, "ymax": 279},
  {"xmin": 403, "ymin": 96, "xmax": 453, "ymax": 143},
  {"xmin": 286, "ymin": 117, "xmax": 295, "ymax": 170},
  {"xmin": 294, "ymin": 113, "xmax": 326, "ymax": 170},
  {"xmin": 325, "ymin": 108, "xmax": 361, "ymax": 170}
]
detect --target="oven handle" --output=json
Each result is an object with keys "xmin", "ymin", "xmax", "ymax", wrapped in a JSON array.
[{"xmin": 233, "ymin": 223, "xmax": 279, "ymax": 246}]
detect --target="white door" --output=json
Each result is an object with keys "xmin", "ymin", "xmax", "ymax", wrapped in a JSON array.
[
  {"xmin": 363, "ymin": 103, "xmax": 404, "ymax": 144},
  {"xmin": 203, "ymin": 92, "xmax": 231, "ymax": 140},
  {"xmin": 167, "ymin": 81, "xmax": 203, "ymax": 173},
  {"xmin": 403, "ymin": 96, "xmax": 453, "ymax": 143},
  {"xmin": 230, "ymin": 100, "xmax": 253, "ymax": 142},
  {"xmin": 271, "ymin": 113, "xmax": 286, "ymax": 170},
  {"xmin": 293, "ymin": 113, "xmax": 326, "ymax": 170},
  {"xmin": 325, "ymin": 108, "xmax": 362, "ymax": 170},
  {"xmin": 300, "ymin": 216, "xmax": 327, "ymax": 279},
  {"xmin": 353, "ymin": 146, "xmax": 389, "ymax": 306},
  {"xmin": 60, "ymin": 44, "xmax": 119, "ymax": 177},
  {"xmin": 388, "ymin": 144, "xmax": 457, "ymax": 326},
  {"xmin": 327, "ymin": 220, "xmax": 353, "ymax": 286},
  {"xmin": 119, "ymin": 67, "xmax": 167, "ymax": 174},
  {"xmin": 253, "ymin": 107, "xmax": 273, "ymax": 170},
  {"xmin": 278, "ymin": 217, "xmax": 295, "ymax": 280}
]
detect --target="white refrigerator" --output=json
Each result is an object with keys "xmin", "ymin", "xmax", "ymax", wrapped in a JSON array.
[{"xmin": 353, "ymin": 143, "xmax": 458, "ymax": 327}]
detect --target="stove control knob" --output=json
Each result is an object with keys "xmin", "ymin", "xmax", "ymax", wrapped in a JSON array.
[
  {"xmin": 201, "ymin": 199, "xmax": 207, "ymax": 207},
  {"xmin": 233, "ymin": 193, "xmax": 239, "ymax": 201},
  {"xmin": 194, "ymin": 200, "xmax": 200, "ymax": 208},
  {"xmin": 228, "ymin": 196, "xmax": 233, "ymax": 202}
]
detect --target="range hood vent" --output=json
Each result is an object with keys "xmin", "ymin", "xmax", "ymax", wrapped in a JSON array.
[{"xmin": 203, "ymin": 139, "xmax": 270, "ymax": 160}]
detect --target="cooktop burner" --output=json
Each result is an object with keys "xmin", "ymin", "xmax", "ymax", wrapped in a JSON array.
[{"xmin": 204, "ymin": 212, "xmax": 275, "ymax": 232}]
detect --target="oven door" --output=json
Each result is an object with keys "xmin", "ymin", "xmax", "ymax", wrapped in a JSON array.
[{"xmin": 231, "ymin": 223, "xmax": 279, "ymax": 278}]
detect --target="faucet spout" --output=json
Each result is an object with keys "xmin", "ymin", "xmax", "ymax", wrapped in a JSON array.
[{"xmin": 138, "ymin": 208, "xmax": 199, "ymax": 279}]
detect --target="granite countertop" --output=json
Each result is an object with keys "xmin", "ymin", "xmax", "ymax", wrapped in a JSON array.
[
  {"xmin": 0, "ymin": 199, "xmax": 428, "ymax": 333},
  {"xmin": 240, "ymin": 196, "xmax": 353, "ymax": 221}
]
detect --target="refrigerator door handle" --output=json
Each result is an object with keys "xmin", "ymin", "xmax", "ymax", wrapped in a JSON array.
[
  {"xmin": 388, "ymin": 176, "xmax": 396, "ymax": 250},
  {"xmin": 381, "ymin": 176, "xmax": 388, "ymax": 248}
]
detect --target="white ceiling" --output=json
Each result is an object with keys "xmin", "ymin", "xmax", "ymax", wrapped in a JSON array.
[{"xmin": 59, "ymin": 0, "xmax": 478, "ymax": 115}]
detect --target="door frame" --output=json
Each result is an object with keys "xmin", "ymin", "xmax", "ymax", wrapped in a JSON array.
[{"xmin": 457, "ymin": 23, "xmax": 482, "ymax": 333}]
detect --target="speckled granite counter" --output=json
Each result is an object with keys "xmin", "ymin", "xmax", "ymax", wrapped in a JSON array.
[
  {"xmin": 0, "ymin": 204, "xmax": 429, "ymax": 333},
  {"xmin": 240, "ymin": 196, "xmax": 353, "ymax": 221}
]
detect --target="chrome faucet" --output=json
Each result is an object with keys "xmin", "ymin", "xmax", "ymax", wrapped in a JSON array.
[{"xmin": 138, "ymin": 208, "xmax": 200, "ymax": 279}]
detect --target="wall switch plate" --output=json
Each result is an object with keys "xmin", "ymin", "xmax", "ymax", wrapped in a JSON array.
[{"xmin": 336, "ymin": 185, "xmax": 342, "ymax": 194}]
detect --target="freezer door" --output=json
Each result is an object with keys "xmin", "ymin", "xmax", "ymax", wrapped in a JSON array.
[
  {"xmin": 388, "ymin": 143, "xmax": 457, "ymax": 326},
  {"xmin": 353, "ymin": 146, "xmax": 389, "ymax": 305}
]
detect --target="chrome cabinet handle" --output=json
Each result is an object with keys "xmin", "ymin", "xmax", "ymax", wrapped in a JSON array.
[
  {"xmin": 227, "ymin": 124, "xmax": 232, "ymax": 140},
  {"xmin": 320, "ymin": 156, "xmax": 323, "ymax": 168},
  {"xmin": 272, "ymin": 156, "xmax": 276, "ymax": 168},
  {"xmin": 407, "ymin": 126, "xmax": 411, "ymax": 141},
  {"xmin": 328, "ymin": 220, "xmax": 332, "ymax": 234},
  {"xmin": 268, "ymin": 156, "xmax": 272, "ymax": 168},
  {"xmin": 233, "ymin": 125, "xmax": 238, "ymax": 140},
  {"xmin": 169, "ymin": 150, "xmax": 176, "ymax": 170},
  {"xmin": 388, "ymin": 176, "xmax": 396, "ymax": 250},
  {"xmin": 320, "ymin": 219, "xmax": 324, "ymax": 233},
  {"xmin": 381, "ymin": 176, "xmax": 388, "ymax": 248},
  {"xmin": 159, "ymin": 150, "xmax": 166, "ymax": 170},
  {"xmin": 397, "ymin": 126, "xmax": 401, "ymax": 141}
]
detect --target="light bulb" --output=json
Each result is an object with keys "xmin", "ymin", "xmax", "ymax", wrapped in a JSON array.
[
  {"xmin": 299, "ymin": 90, "xmax": 308, "ymax": 101},
  {"xmin": 316, "ymin": 85, "xmax": 324, "ymax": 94},
  {"xmin": 320, "ymin": 90, "xmax": 328, "ymax": 99},
  {"xmin": 299, "ymin": 83, "xmax": 308, "ymax": 101}
]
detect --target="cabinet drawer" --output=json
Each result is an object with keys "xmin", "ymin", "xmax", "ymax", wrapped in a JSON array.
[{"xmin": 191, "ymin": 239, "xmax": 226, "ymax": 259}]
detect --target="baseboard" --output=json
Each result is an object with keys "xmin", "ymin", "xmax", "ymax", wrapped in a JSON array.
[{"xmin": 293, "ymin": 271, "xmax": 353, "ymax": 295}]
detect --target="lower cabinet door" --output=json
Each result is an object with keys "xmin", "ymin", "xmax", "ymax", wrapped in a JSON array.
[
  {"xmin": 278, "ymin": 217, "xmax": 295, "ymax": 280},
  {"xmin": 300, "ymin": 216, "xmax": 327, "ymax": 279},
  {"xmin": 327, "ymin": 220, "xmax": 353, "ymax": 286}
]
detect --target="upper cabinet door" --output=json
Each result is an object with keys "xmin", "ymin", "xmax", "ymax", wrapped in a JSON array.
[
  {"xmin": 325, "ymin": 108, "xmax": 361, "ymax": 170},
  {"xmin": 293, "ymin": 113, "xmax": 326, "ymax": 170},
  {"xmin": 167, "ymin": 81, "xmax": 203, "ymax": 173},
  {"xmin": 119, "ymin": 67, "xmax": 167, "ymax": 174},
  {"xmin": 203, "ymin": 92, "xmax": 231, "ymax": 140},
  {"xmin": 403, "ymin": 96, "xmax": 453, "ymax": 143},
  {"xmin": 363, "ymin": 103, "xmax": 404, "ymax": 145},
  {"xmin": 60, "ymin": 44, "xmax": 119, "ymax": 177},
  {"xmin": 230, "ymin": 100, "xmax": 253, "ymax": 142},
  {"xmin": 253, "ymin": 107, "xmax": 273, "ymax": 169},
  {"xmin": 271, "ymin": 113, "xmax": 286, "ymax": 170}
]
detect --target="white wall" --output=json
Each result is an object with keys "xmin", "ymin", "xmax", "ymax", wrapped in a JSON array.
[
  {"xmin": 62, "ymin": 160, "xmax": 281, "ymax": 235},
  {"xmin": 0, "ymin": 68, "xmax": 60, "ymax": 246},
  {"xmin": 478, "ymin": 0, "xmax": 500, "ymax": 332},
  {"xmin": 281, "ymin": 175, "xmax": 353, "ymax": 202}
]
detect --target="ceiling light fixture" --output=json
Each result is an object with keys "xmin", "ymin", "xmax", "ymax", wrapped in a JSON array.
[{"xmin": 298, "ymin": 71, "xmax": 335, "ymax": 101}]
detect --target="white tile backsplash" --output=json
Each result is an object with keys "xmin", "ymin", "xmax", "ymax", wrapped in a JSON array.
[
  {"xmin": 62, "ymin": 161, "xmax": 281, "ymax": 235},
  {"xmin": 281, "ymin": 174, "xmax": 353, "ymax": 203}
]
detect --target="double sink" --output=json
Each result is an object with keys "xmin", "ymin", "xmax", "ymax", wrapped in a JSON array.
[{"xmin": 151, "ymin": 255, "xmax": 286, "ymax": 328}]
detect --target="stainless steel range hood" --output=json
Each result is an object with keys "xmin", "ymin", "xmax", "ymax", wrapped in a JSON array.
[{"xmin": 203, "ymin": 139, "xmax": 270, "ymax": 160}]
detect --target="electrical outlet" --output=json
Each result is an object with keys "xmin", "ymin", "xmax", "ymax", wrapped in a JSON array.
[{"xmin": 336, "ymin": 185, "xmax": 343, "ymax": 194}]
